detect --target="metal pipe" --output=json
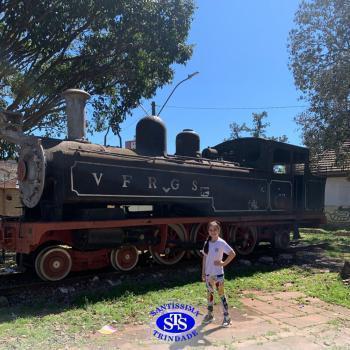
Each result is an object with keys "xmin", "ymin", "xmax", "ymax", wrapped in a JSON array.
[{"xmin": 62, "ymin": 89, "xmax": 90, "ymax": 140}]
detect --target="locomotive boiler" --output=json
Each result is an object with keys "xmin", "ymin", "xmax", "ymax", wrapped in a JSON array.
[{"xmin": 0, "ymin": 89, "xmax": 326, "ymax": 281}]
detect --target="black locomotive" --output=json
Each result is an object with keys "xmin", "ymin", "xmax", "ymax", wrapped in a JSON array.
[
  {"xmin": 0, "ymin": 89, "xmax": 326, "ymax": 281},
  {"xmin": 16, "ymin": 91, "xmax": 324, "ymax": 223}
]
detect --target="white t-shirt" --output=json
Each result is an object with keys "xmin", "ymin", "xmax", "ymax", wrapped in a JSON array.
[{"xmin": 201, "ymin": 237, "xmax": 234, "ymax": 276}]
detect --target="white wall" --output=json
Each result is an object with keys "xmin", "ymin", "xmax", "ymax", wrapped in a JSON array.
[{"xmin": 324, "ymin": 176, "xmax": 350, "ymax": 226}]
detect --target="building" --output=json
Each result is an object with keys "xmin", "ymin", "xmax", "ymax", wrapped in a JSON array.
[
  {"xmin": 0, "ymin": 160, "xmax": 22, "ymax": 217},
  {"xmin": 311, "ymin": 142, "xmax": 350, "ymax": 227},
  {"xmin": 125, "ymin": 140, "xmax": 136, "ymax": 150}
]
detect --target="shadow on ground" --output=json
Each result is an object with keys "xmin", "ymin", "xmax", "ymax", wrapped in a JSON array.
[{"xmin": 0, "ymin": 237, "xmax": 347, "ymax": 324}]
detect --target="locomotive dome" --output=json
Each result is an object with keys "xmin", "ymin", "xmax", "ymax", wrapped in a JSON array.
[
  {"xmin": 175, "ymin": 129, "xmax": 200, "ymax": 158},
  {"xmin": 202, "ymin": 147, "xmax": 219, "ymax": 159},
  {"xmin": 136, "ymin": 115, "xmax": 167, "ymax": 156}
]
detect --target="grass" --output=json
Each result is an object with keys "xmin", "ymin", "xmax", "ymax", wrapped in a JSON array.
[
  {"xmin": 299, "ymin": 229, "xmax": 350, "ymax": 261},
  {"xmin": 327, "ymin": 318, "xmax": 349, "ymax": 329},
  {"xmin": 265, "ymin": 331, "xmax": 277, "ymax": 337},
  {"xmin": 0, "ymin": 229, "xmax": 349, "ymax": 349}
]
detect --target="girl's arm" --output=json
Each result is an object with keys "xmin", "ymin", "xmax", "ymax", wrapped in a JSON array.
[
  {"xmin": 202, "ymin": 255, "xmax": 206, "ymax": 281},
  {"xmin": 222, "ymin": 250, "xmax": 236, "ymax": 267}
]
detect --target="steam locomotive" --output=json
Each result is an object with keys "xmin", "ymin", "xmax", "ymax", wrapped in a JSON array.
[{"xmin": 0, "ymin": 89, "xmax": 326, "ymax": 281}]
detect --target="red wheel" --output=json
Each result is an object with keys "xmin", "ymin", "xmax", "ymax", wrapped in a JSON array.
[
  {"xmin": 230, "ymin": 226, "xmax": 257, "ymax": 255},
  {"xmin": 149, "ymin": 224, "xmax": 186, "ymax": 265},
  {"xmin": 110, "ymin": 246, "xmax": 139, "ymax": 271},
  {"xmin": 190, "ymin": 223, "xmax": 210, "ymax": 257},
  {"xmin": 35, "ymin": 246, "xmax": 72, "ymax": 281}
]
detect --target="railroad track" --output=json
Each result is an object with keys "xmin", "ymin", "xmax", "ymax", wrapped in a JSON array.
[{"xmin": 0, "ymin": 259, "xmax": 201, "ymax": 298}]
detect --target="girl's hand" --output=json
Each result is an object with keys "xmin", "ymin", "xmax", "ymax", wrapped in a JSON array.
[{"xmin": 214, "ymin": 260, "xmax": 224, "ymax": 267}]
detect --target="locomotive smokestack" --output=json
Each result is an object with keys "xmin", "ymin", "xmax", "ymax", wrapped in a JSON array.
[{"xmin": 62, "ymin": 89, "xmax": 90, "ymax": 140}]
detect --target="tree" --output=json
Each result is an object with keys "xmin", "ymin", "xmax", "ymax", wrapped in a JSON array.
[
  {"xmin": 228, "ymin": 111, "xmax": 288, "ymax": 142},
  {"xmin": 0, "ymin": 0, "xmax": 195, "ymax": 158},
  {"xmin": 0, "ymin": 140, "xmax": 16, "ymax": 159},
  {"xmin": 288, "ymin": 0, "xmax": 350, "ymax": 158},
  {"xmin": 250, "ymin": 112, "xmax": 270, "ymax": 138},
  {"xmin": 228, "ymin": 122, "xmax": 249, "ymax": 140},
  {"xmin": 269, "ymin": 134, "xmax": 289, "ymax": 143}
]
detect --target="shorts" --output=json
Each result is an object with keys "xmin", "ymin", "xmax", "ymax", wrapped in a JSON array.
[{"xmin": 205, "ymin": 274, "xmax": 224, "ymax": 292}]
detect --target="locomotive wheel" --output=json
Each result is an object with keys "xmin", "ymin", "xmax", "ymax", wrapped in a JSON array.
[
  {"xmin": 230, "ymin": 226, "xmax": 257, "ymax": 255},
  {"xmin": 149, "ymin": 224, "xmax": 186, "ymax": 265},
  {"xmin": 35, "ymin": 246, "xmax": 72, "ymax": 281},
  {"xmin": 110, "ymin": 246, "xmax": 139, "ymax": 271},
  {"xmin": 190, "ymin": 223, "xmax": 210, "ymax": 257},
  {"xmin": 274, "ymin": 229, "xmax": 291, "ymax": 250}
]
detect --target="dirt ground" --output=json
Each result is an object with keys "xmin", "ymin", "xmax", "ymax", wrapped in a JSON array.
[{"xmin": 76, "ymin": 290, "xmax": 350, "ymax": 350}]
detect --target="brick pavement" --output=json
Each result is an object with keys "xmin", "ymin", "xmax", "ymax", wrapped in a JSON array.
[{"xmin": 84, "ymin": 290, "xmax": 350, "ymax": 350}]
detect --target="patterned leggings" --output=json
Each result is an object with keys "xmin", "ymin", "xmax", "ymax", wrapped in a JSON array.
[{"xmin": 205, "ymin": 274, "xmax": 229, "ymax": 316}]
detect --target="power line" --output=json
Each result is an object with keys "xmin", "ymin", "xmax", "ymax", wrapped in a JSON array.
[
  {"xmin": 121, "ymin": 104, "xmax": 307, "ymax": 132},
  {"xmin": 156, "ymin": 104, "xmax": 307, "ymax": 111},
  {"xmin": 122, "ymin": 114, "xmax": 143, "ymax": 131}
]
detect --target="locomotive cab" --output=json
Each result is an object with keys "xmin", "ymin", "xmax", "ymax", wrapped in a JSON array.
[{"xmin": 213, "ymin": 138, "xmax": 325, "ymax": 213}]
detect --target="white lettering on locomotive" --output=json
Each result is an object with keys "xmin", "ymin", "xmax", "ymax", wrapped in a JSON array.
[
  {"xmin": 92, "ymin": 172, "xmax": 103, "ymax": 186},
  {"xmin": 170, "ymin": 179, "xmax": 180, "ymax": 191},
  {"xmin": 148, "ymin": 176, "xmax": 157, "ymax": 189},
  {"xmin": 162, "ymin": 187, "xmax": 171, "ymax": 193},
  {"xmin": 89, "ymin": 170, "xmax": 205, "ymax": 196},
  {"xmin": 122, "ymin": 175, "xmax": 132, "ymax": 188},
  {"xmin": 192, "ymin": 180, "xmax": 198, "ymax": 191},
  {"xmin": 200, "ymin": 187, "xmax": 210, "ymax": 197},
  {"xmin": 248, "ymin": 199, "xmax": 259, "ymax": 210}
]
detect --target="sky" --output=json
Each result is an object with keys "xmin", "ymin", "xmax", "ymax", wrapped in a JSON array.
[{"xmin": 92, "ymin": 0, "xmax": 305, "ymax": 154}]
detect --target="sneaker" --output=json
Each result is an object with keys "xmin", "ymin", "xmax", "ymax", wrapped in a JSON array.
[
  {"xmin": 222, "ymin": 315, "xmax": 231, "ymax": 327},
  {"xmin": 202, "ymin": 313, "xmax": 214, "ymax": 324}
]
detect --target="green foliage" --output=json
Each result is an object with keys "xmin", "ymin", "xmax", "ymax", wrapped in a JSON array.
[
  {"xmin": 228, "ymin": 111, "xmax": 288, "ymax": 142},
  {"xmin": 228, "ymin": 121, "xmax": 250, "ymax": 139},
  {"xmin": 251, "ymin": 111, "xmax": 269, "ymax": 138},
  {"xmin": 0, "ymin": 0, "xmax": 195, "ymax": 142},
  {"xmin": 0, "ymin": 139, "xmax": 17, "ymax": 160},
  {"xmin": 288, "ymin": 0, "xmax": 350, "ymax": 158}
]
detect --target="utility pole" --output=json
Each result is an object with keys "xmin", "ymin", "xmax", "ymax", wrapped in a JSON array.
[{"xmin": 158, "ymin": 72, "xmax": 199, "ymax": 116}]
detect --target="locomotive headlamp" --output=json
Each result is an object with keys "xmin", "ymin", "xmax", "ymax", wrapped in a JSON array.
[{"xmin": 18, "ymin": 141, "xmax": 46, "ymax": 208}]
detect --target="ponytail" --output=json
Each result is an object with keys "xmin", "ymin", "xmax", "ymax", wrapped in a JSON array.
[{"xmin": 203, "ymin": 235, "xmax": 212, "ymax": 254}]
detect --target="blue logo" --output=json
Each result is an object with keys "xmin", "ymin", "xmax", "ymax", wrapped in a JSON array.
[
  {"xmin": 150, "ymin": 302, "xmax": 199, "ymax": 342},
  {"xmin": 156, "ymin": 312, "xmax": 195, "ymax": 333}
]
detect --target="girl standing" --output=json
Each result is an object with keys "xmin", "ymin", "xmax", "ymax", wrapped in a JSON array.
[{"xmin": 201, "ymin": 221, "xmax": 236, "ymax": 327}]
